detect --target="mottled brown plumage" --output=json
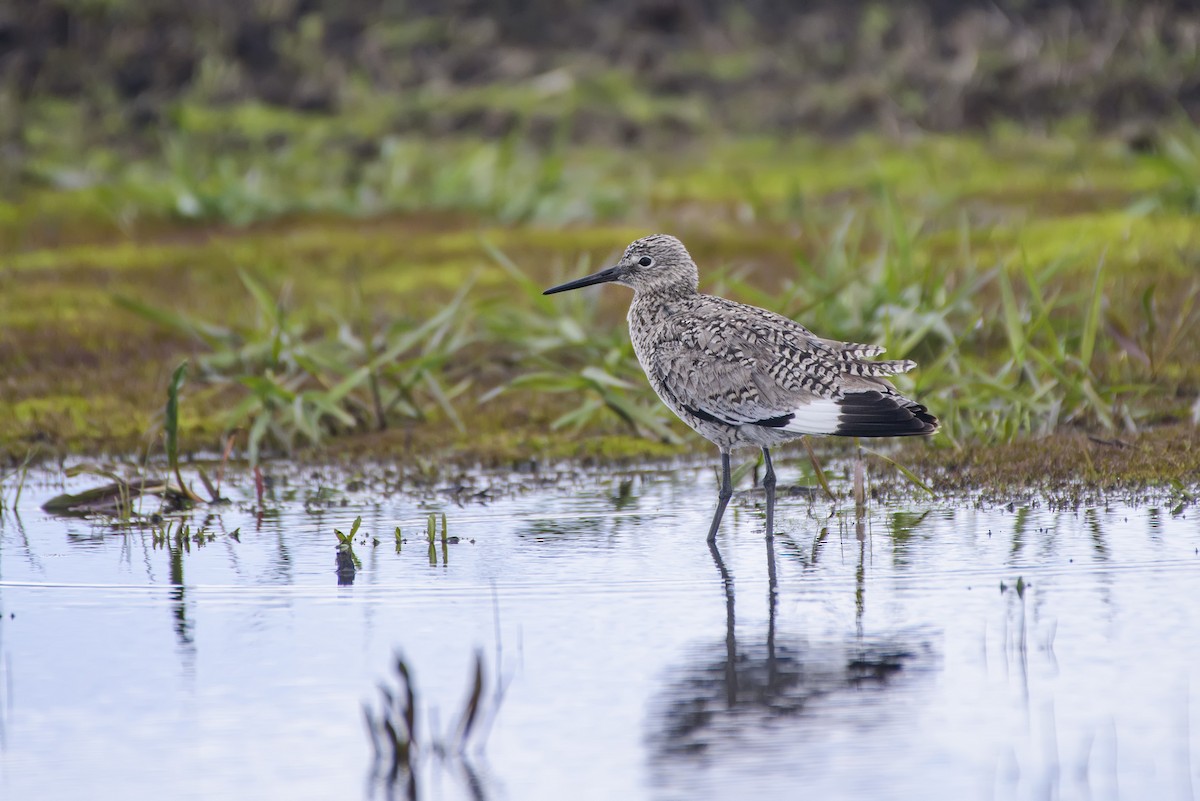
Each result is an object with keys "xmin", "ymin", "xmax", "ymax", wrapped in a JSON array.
[{"xmin": 544, "ymin": 234, "xmax": 937, "ymax": 540}]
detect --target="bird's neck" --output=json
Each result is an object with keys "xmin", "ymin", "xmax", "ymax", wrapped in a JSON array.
[{"xmin": 628, "ymin": 285, "xmax": 697, "ymax": 332}]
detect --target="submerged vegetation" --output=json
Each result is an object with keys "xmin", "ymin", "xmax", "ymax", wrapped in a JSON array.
[
  {"xmin": 0, "ymin": 450, "xmax": 32, "ymax": 513},
  {"xmin": 363, "ymin": 649, "xmax": 497, "ymax": 797}
]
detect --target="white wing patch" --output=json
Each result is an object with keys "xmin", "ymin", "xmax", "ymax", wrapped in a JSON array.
[{"xmin": 779, "ymin": 398, "xmax": 843, "ymax": 435}]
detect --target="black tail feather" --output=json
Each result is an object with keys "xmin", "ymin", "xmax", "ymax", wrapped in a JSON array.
[{"xmin": 834, "ymin": 391, "xmax": 938, "ymax": 437}]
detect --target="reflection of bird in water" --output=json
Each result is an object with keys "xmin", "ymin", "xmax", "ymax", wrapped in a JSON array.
[
  {"xmin": 646, "ymin": 538, "xmax": 933, "ymax": 762},
  {"xmin": 544, "ymin": 234, "xmax": 937, "ymax": 540}
]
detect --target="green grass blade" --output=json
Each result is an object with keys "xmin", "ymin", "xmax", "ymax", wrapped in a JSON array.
[
  {"xmin": 861, "ymin": 447, "xmax": 937, "ymax": 497},
  {"xmin": 113, "ymin": 295, "xmax": 231, "ymax": 347},
  {"xmin": 801, "ymin": 438, "xmax": 836, "ymax": 501},
  {"xmin": 165, "ymin": 360, "xmax": 188, "ymax": 475},
  {"xmin": 238, "ymin": 269, "xmax": 281, "ymax": 326},
  {"xmin": 997, "ymin": 267, "xmax": 1026, "ymax": 362},
  {"xmin": 1080, "ymin": 254, "xmax": 1106, "ymax": 371}
]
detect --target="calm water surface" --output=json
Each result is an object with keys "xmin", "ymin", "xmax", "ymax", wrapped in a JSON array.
[{"xmin": 0, "ymin": 463, "xmax": 1197, "ymax": 800}]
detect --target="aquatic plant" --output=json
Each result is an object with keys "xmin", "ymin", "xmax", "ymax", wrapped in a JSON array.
[
  {"xmin": 40, "ymin": 363, "xmax": 228, "ymax": 519},
  {"xmin": 151, "ymin": 521, "xmax": 218, "ymax": 550},
  {"xmin": 335, "ymin": 515, "xmax": 364, "ymax": 579},
  {"xmin": 42, "ymin": 467, "xmax": 182, "ymax": 520},
  {"xmin": 363, "ymin": 650, "xmax": 496, "ymax": 794},
  {"xmin": 334, "ymin": 515, "xmax": 364, "ymax": 551},
  {"xmin": 0, "ymin": 450, "xmax": 33, "ymax": 514},
  {"xmin": 163, "ymin": 361, "xmax": 206, "ymax": 503}
]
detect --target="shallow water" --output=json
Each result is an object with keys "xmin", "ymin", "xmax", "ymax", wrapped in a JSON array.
[{"xmin": 1, "ymin": 464, "xmax": 1198, "ymax": 800}]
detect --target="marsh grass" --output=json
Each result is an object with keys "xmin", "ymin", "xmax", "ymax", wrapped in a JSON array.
[
  {"xmin": 13, "ymin": 111, "xmax": 643, "ymax": 232},
  {"xmin": 117, "ymin": 271, "xmax": 473, "ymax": 462},
  {"xmin": 107, "ymin": 197, "xmax": 1200, "ymax": 479},
  {"xmin": 715, "ymin": 197, "xmax": 1199, "ymax": 447},
  {"xmin": 1138, "ymin": 129, "xmax": 1200, "ymax": 215},
  {"xmin": 163, "ymin": 361, "xmax": 206, "ymax": 504},
  {"xmin": 10, "ymin": 113, "xmax": 1200, "ymax": 481}
]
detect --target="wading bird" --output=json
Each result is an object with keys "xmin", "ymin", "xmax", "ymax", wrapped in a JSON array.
[{"xmin": 543, "ymin": 234, "xmax": 937, "ymax": 541}]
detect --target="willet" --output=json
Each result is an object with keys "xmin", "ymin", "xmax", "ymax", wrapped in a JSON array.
[{"xmin": 543, "ymin": 234, "xmax": 938, "ymax": 541}]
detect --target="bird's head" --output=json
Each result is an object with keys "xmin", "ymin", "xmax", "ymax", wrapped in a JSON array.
[{"xmin": 543, "ymin": 234, "xmax": 699, "ymax": 297}]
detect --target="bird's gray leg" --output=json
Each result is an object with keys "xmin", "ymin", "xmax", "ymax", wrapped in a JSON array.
[
  {"xmin": 762, "ymin": 447, "xmax": 776, "ymax": 538},
  {"xmin": 707, "ymin": 451, "xmax": 733, "ymax": 544}
]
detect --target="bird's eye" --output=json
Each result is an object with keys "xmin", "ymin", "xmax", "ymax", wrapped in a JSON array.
[{"xmin": 638, "ymin": 256, "xmax": 654, "ymax": 267}]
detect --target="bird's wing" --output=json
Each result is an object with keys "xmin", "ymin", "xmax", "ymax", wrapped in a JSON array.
[{"xmin": 648, "ymin": 297, "xmax": 917, "ymax": 432}]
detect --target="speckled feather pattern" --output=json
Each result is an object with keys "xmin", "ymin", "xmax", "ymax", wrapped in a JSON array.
[
  {"xmin": 546, "ymin": 233, "xmax": 938, "ymax": 454},
  {"xmin": 617, "ymin": 235, "xmax": 937, "ymax": 452},
  {"xmin": 630, "ymin": 292, "xmax": 915, "ymax": 447}
]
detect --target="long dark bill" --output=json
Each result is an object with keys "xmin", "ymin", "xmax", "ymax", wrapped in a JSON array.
[{"xmin": 542, "ymin": 265, "xmax": 622, "ymax": 295}]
